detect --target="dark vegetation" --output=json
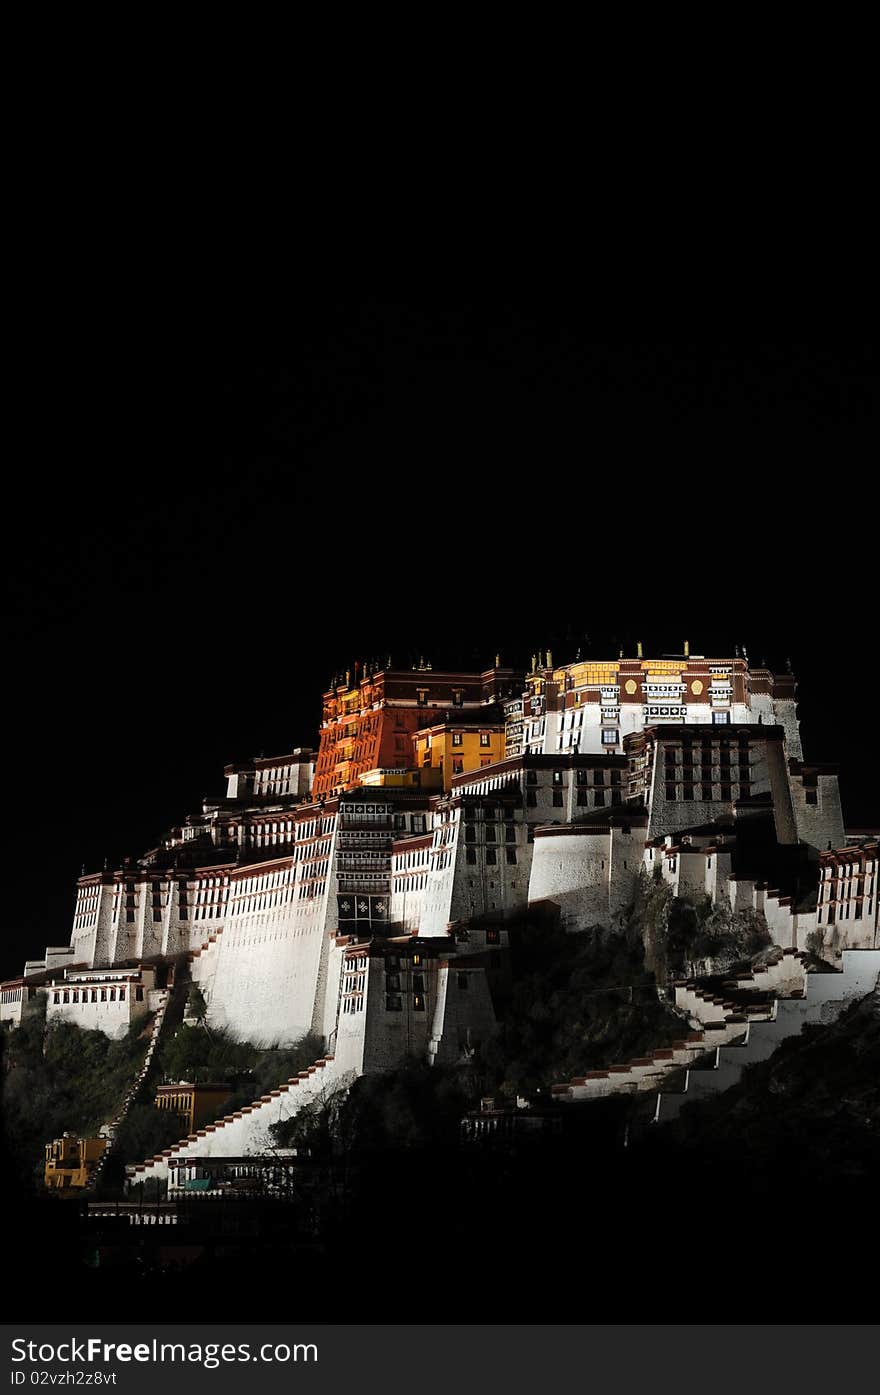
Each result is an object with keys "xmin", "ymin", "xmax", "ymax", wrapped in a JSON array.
[
  {"xmin": 154, "ymin": 1023, "xmax": 325, "ymax": 1115},
  {"xmin": 0, "ymin": 984, "xmax": 327, "ymax": 1190},
  {"xmin": 668, "ymin": 988, "xmax": 880, "ymax": 1178},
  {"xmin": 477, "ymin": 875, "xmax": 766, "ymax": 1095},
  {"xmin": 636, "ymin": 867, "xmax": 770, "ymax": 980},
  {"xmin": 0, "ymin": 999, "xmax": 153, "ymax": 1189},
  {"xmin": 270, "ymin": 1058, "xmax": 473, "ymax": 1157}
]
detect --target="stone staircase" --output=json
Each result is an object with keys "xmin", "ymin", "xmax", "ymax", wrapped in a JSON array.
[
  {"xmin": 87, "ymin": 989, "xmax": 170, "ymax": 1191},
  {"xmin": 550, "ymin": 1016, "xmax": 751, "ymax": 1103},
  {"xmin": 549, "ymin": 948, "xmax": 880, "ymax": 1110},
  {"xmin": 126, "ymin": 1052, "xmax": 352, "ymax": 1188},
  {"xmin": 652, "ymin": 947, "xmax": 880, "ymax": 1122}
]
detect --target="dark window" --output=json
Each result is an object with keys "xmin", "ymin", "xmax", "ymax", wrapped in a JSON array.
[
  {"xmin": 466, "ymin": 848, "xmax": 477, "ymax": 864},
  {"xmin": 464, "ymin": 805, "xmax": 476, "ymax": 822},
  {"xmin": 610, "ymin": 770, "xmax": 621, "ymax": 785},
  {"xmin": 506, "ymin": 848, "xmax": 517, "ymax": 865},
  {"xmin": 465, "ymin": 826, "xmax": 476, "ymax": 843},
  {"xmin": 486, "ymin": 928, "xmax": 500, "ymax": 945},
  {"xmin": 135, "ymin": 987, "xmax": 144, "ymax": 1002},
  {"xmin": 683, "ymin": 785, "xmax": 694, "ymax": 801},
  {"xmin": 701, "ymin": 785, "xmax": 712, "ymax": 801},
  {"xmin": 721, "ymin": 785, "xmax": 732, "ymax": 801},
  {"xmin": 385, "ymin": 994, "xmax": 402, "ymax": 1011},
  {"xmin": 805, "ymin": 790, "xmax": 818, "ymax": 806},
  {"xmin": 527, "ymin": 790, "xmax": 537, "ymax": 807},
  {"xmin": 552, "ymin": 791, "xmax": 564, "ymax": 806},
  {"xmin": 593, "ymin": 770, "xmax": 605, "ymax": 786},
  {"xmin": 665, "ymin": 785, "xmax": 677, "ymax": 801},
  {"xmin": 485, "ymin": 826, "xmax": 496, "ymax": 841},
  {"xmin": 594, "ymin": 790, "xmax": 606, "ymax": 807},
  {"xmin": 505, "ymin": 825, "xmax": 516, "ymax": 842},
  {"xmin": 576, "ymin": 770, "xmax": 589, "ymax": 786},
  {"xmin": 386, "ymin": 973, "xmax": 401, "ymax": 991},
  {"xmin": 486, "ymin": 848, "xmax": 497, "ymax": 864},
  {"xmin": 412, "ymin": 974, "xmax": 425, "ymax": 992},
  {"xmin": 526, "ymin": 770, "xmax": 537, "ymax": 786},
  {"xmin": 457, "ymin": 973, "xmax": 469, "ymax": 990},
  {"xmin": 611, "ymin": 790, "xmax": 622, "ymax": 805},
  {"xmin": 577, "ymin": 791, "xmax": 589, "ymax": 806}
]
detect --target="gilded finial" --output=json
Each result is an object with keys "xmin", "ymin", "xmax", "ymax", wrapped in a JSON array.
[
  {"xmin": 637, "ymin": 640, "xmax": 643, "ymax": 658},
  {"xmin": 684, "ymin": 640, "xmax": 690, "ymax": 658}
]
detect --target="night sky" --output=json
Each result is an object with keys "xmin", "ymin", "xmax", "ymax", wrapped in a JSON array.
[{"xmin": 4, "ymin": 316, "xmax": 877, "ymax": 979}]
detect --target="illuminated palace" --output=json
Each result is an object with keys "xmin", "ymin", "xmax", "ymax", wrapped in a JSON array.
[{"xmin": 2, "ymin": 650, "xmax": 877, "ymax": 1185}]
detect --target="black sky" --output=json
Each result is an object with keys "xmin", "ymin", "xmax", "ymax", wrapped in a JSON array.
[{"xmin": 4, "ymin": 314, "xmax": 877, "ymax": 978}]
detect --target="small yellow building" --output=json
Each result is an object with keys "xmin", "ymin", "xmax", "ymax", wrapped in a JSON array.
[
  {"xmin": 154, "ymin": 1082, "xmax": 233, "ymax": 1135},
  {"xmin": 44, "ymin": 1134, "xmax": 106, "ymax": 1189},
  {"xmin": 413, "ymin": 719, "xmax": 505, "ymax": 791}
]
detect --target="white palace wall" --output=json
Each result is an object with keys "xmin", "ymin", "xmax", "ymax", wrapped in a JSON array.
[{"xmin": 192, "ymin": 852, "xmax": 337, "ymax": 1047}]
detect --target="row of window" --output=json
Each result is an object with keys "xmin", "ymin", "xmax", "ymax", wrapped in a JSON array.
[
  {"xmin": 53, "ymin": 986, "xmax": 144, "ymax": 1004},
  {"xmin": 664, "ymin": 785, "xmax": 747, "ymax": 802},
  {"xmin": 464, "ymin": 826, "xmax": 517, "ymax": 843},
  {"xmin": 466, "ymin": 848, "xmax": 518, "ymax": 865},
  {"xmin": 386, "ymin": 993, "xmax": 426, "ymax": 1011},
  {"xmin": 818, "ymin": 899, "xmax": 872, "ymax": 923}
]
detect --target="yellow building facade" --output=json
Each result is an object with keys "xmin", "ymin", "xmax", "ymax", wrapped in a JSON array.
[
  {"xmin": 154, "ymin": 1083, "xmax": 233, "ymax": 1135},
  {"xmin": 44, "ymin": 1135, "xmax": 106, "ymax": 1189},
  {"xmin": 413, "ymin": 721, "xmax": 505, "ymax": 791}
]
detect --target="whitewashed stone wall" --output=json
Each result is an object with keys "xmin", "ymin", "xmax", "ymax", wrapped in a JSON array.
[
  {"xmin": 789, "ymin": 772, "xmax": 846, "ymax": 852},
  {"xmin": 528, "ymin": 829, "xmax": 615, "ymax": 929},
  {"xmin": 429, "ymin": 963, "xmax": 496, "ymax": 1065},
  {"xmin": 45, "ymin": 969, "xmax": 156, "ymax": 1040}
]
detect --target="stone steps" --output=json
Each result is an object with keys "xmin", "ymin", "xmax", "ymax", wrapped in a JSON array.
[
  {"xmin": 126, "ymin": 1053, "xmax": 348, "ymax": 1187},
  {"xmin": 654, "ymin": 949, "xmax": 880, "ymax": 1122},
  {"xmin": 551, "ymin": 949, "xmax": 879, "ymax": 1109},
  {"xmin": 86, "ymin": 990, "xmax": 171, "ymax": 1189}
]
